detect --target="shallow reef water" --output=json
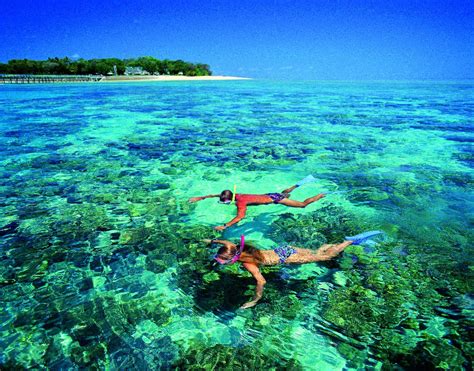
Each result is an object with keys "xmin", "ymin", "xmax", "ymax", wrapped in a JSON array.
[{"xmin": 0, "ymin": 81, "xmax": 473, "ymax": 369}]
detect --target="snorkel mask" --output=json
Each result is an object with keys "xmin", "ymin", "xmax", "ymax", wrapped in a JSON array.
[
  {"xmin": 218, "ymin": 185, "xmax": 236, "ymax": 205},
  {"xmin": 214, "ymin": 235, "xmax": 245, "ymax": 265}
]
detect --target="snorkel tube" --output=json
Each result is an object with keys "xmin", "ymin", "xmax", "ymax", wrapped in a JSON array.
[
  {"xmin": 230, "ymin": 234, "xmax": 245, "ymax": 264},
  {"xmin": 232, "ymin": 184, "xmax": 236, "ymax": 203}
]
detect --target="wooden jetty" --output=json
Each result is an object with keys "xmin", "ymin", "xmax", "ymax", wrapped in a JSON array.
[{"xmin": 0, "ymin": 74, "xmax": 105, "ymax": 84}]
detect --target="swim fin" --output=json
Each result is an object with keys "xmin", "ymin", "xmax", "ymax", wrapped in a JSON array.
[
  {"xmin": 296, "ymin": 174, "xmax": 316, "ymax": 187},
  {"xmin": 345, "ymin": 230, "xmax": 383, "ymax": 245}
]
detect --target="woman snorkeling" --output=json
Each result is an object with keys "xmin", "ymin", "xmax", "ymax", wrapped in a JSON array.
[{"xmin": 203, "ymin": 231, "xmax": 382, "ymax": 308}]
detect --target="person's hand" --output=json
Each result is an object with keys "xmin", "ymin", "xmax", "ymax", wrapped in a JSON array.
[
  {"xmin": 240, "ymin": 301, "xmax": 257, "ymax": 309},
  {"xmin": 317, "ymin": 193, "xmax": 326, "ymax": 199},
  {"xmin": 214, "ymin": 225, "xmax": 226, "ymax": 231},
  {"xmin": 188, "ymin": 197, "xmax": 203, "ymax": 203}
]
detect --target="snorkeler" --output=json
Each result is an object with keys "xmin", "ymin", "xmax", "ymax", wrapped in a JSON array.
[
  {"xmin": 189, "ymin": 175, "xmax": 325, "ymax": 231},
  {"xmin": 203, "ymin": 231, "xmax": 382, "ymax": 308}
]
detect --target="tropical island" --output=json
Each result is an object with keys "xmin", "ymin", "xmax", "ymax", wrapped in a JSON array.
[{"xmin": 0, "ymin": 56, "xmax": 249, "ymax": 83}]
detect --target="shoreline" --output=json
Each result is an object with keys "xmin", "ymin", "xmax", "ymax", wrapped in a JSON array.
[
  {"xmin": 103, "ymin": 75, "xmax": 251, "ymax": 82},
  {"xmin": 0, "ymin": 74, "xmax": 251, "ymax": 84}
]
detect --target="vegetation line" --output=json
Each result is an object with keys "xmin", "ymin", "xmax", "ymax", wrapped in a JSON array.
[{"xmin": 0, "ymin": 56, "xmax": 212, "ymax": 76}]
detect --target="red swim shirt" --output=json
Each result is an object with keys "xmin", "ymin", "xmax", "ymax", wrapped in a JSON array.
[{"xmin": 234, "ymin": 194, "xmax": 273, "ymax": 219}]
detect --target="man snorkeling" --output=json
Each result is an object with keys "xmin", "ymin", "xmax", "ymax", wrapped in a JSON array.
[
  {"xmin": 203, "ymin": 231, "xmax": 382, "ymax": 308},
  {"xmin": 188, "ymin": 176, "xmax": 324, "ymax": 231}
]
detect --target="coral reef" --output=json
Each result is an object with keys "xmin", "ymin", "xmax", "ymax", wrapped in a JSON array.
[{"xmin": 1, "ymin": 81, "xmax": 472, "ymax": 369}]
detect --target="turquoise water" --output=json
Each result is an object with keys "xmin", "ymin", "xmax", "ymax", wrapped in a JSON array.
[{"xmin": 0, "ymin": 81, "xmax": 473, "ymax": 369}]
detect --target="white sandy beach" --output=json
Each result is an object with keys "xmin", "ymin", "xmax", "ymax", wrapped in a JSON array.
[{"xmin": 103, "ymin": 75, "xmax": 251, "ymax": 82}]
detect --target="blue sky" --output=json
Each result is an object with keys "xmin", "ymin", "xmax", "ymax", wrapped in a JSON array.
[{"xmin": 0, "ymin": 0, "xmax": 472, "ymax": 79}]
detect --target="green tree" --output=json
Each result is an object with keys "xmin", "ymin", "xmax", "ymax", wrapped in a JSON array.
[
  {"xmin": 1, "ymin": 56, "xmax": 212, "ymax": 76},
  {"xmin": 195, "ymin": 63, "xmax": 212, "ymax": 76},
  {"xmin": 134, "ymin": 56, "xmax": 160, "ymax": 74}
]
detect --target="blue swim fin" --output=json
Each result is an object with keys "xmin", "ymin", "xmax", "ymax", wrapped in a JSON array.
[
  {"xmin": 296, "ymin": 174, "xmax": 316, "ymax": 187},
  {"xmin": 345, "ymin": 230, "xmax": 383, "ymax": 245}
]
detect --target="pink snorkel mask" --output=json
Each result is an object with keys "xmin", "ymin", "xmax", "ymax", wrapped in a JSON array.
[{"xmin": 214, "ymin": 235, "xmax": 245, "ymax": 265}]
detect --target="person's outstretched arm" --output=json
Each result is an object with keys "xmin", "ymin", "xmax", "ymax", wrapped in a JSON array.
[
  {"xmin": 188, "ymin": 194, "xmax": 220, "ymax": 203},
  {"xmin": 215, "ymin": 203, "xmax": 247, "ymax": 231},
  {"xmin": 202, "ymin": 239, "xmax": 231, "ymax": 246},
  {"xmin": 241, "ymin": 262, "xmax": 266, "ymax": 309}
]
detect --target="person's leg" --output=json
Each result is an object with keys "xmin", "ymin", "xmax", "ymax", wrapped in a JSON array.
[
  {"xmin": 315, "ymin": 243, "xmax": 333, "ymax": 254},
  {"xmin": 319, "ymin": 241, "xmax": 353, "ymax": 258},
  {"xmin": 284, "ymin": 248, "xmax": 320, "ymax": 263},
  {"xmin": 281, "ymin": 185, "xmax": 298, "ymax": 194},
  {"xmin": 277, "ymin": 193, "xmax": 325, "ymax": 208},
  {"xmin": 285, "ymin": 242, "xmax": 352, "ymax": 263}
]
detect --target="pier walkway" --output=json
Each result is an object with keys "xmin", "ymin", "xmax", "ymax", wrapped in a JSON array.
[{"xmin": 0, "ymin": 74, "xmax": 105, "ymax": 84}]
